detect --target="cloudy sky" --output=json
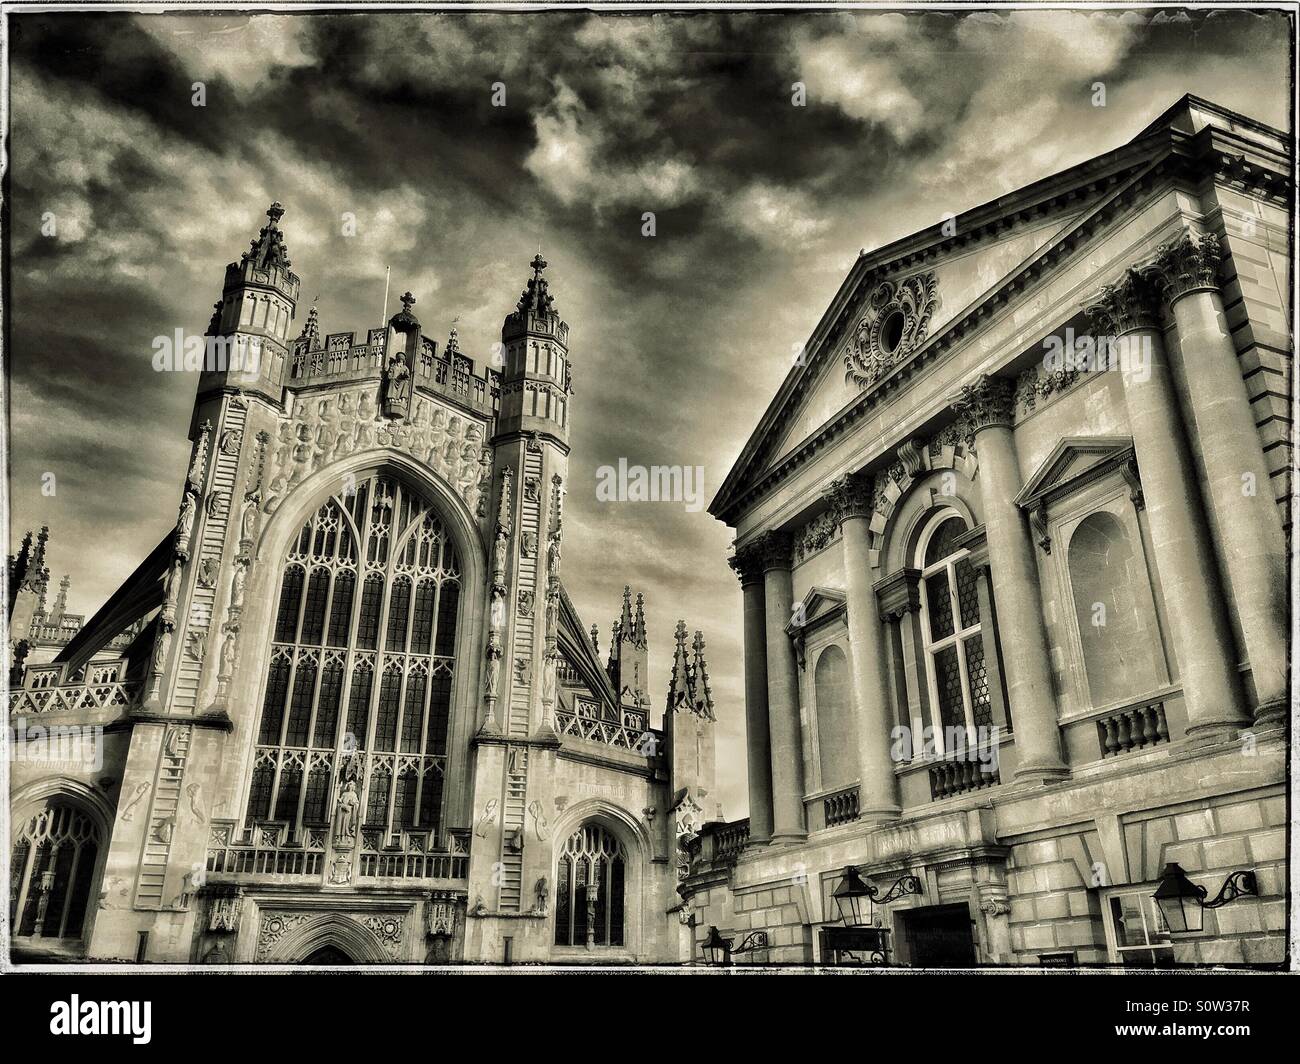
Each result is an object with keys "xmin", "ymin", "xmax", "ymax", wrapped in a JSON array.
[{"xmin": 6, "ymin": 8, "xmax": 1289, "ymax": 818}]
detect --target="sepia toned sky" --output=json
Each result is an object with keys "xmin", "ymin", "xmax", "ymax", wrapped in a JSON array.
[{"xmin": 6, "ymin": 8, "xmax": 1290, "ymax": 819}]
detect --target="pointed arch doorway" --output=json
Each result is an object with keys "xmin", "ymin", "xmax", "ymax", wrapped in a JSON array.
[{"xmin": 303, "ymin": 945, "xmax": 355, "ymax": 965}]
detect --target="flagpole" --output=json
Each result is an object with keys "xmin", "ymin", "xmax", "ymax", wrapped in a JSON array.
[{"xmin": 381, "ymin": 266, "xmax": 391, "ymax": 327}]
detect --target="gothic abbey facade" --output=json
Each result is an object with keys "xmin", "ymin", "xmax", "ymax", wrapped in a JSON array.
[
  {"xmin": 8, "ymin": 207, "xmax": 719, "ymax": 964},
  {"xmin": 687, "ymin": 96, "xmax": 1290, "ymax": 967}
]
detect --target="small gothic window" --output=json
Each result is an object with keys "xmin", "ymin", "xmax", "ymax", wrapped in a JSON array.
[
  {"xmin": 246, "ymin": 476, "xmax": 462, "ymax": 844},
  {"xmin": 554, "ymin": 823, "xmax": 626, "ymax": 948},
  {"xmin": 917, "ymin": 511, "xmax": 992, "ymax": 749},
  {"xmin": 1067, "ymin": 512, "xmax": 1160, "ymax": 707},
  {"xmin": 11, "ymin": 802, "xmax": 101, "ymax": 942}
]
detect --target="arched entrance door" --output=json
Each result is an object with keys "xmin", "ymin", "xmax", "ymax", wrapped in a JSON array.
[{"xmin": 303, "ymin": 945, "xmax": 354, "ymax": 965}]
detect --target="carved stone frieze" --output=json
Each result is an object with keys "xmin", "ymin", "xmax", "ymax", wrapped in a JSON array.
[
  {"xmin": 261, "ymin": 389, "xmax": 492, "ymax": 520},
  {"xmin": 792, "ymin": 508, "xmax": 841, "ymax": 563}
]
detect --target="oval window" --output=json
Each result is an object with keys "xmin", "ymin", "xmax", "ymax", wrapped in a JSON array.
[{"xmin": 880, "ymin": 309, "xmax": 906, "ymax": 354}]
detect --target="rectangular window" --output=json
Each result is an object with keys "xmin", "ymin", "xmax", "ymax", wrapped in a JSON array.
[{"xmin": 1102, "ymin": 887, "xmax": 1175, "ymax": 967}]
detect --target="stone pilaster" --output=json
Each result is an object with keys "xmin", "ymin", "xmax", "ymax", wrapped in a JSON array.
[
  {"xmin": 1083, "ymin": 275, "xmax": 1248, "ymax": 739},
  {"xmin": 824, "ymin": 472, "xmax": 900, "ymax": 822},
  {"xmin": 874, "ymin": 568, "xmax": 926, "ymax": 763},
  {"xmin": 949, "ymin": 375, "xmax": 1067, "ymax": 783},
  {"xmin": 755, "ymin": 530, "xmax": 805, "ymax": 843},
  {"xmin": 728, "ymin": 542, "xmax": 773, "ymax": 845},
  {"xmin": 1150, "ymin": 230, "xmax": 1287, "ymax": 726}
]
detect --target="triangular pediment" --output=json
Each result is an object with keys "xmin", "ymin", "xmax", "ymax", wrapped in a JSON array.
[
  {"xmin": 709, "ymin": 94, "xmax": 1269, "ymax": 526},
  {"xmin": 762, "ymin": 209, "xmax": 1092, "ymax": 472},
  {"xmin": 787, "ymin": 585, "xmax": 846, "ymax": 635},
  {"xmin": 1014, "ymin": 435, "xmax": 1136, "ymax": 508}
]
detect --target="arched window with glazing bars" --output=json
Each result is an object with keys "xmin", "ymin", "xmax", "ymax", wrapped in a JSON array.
[
  {"xmin": 246, "ymin": 475, "xmax": 461, "ymax": 844},
  {"xmin": 553, "ymin": 823, "xmax": 626, "ymax": 948},
  {"xmin": 10, "ymin": 802, "xmax": 101, "ymax": 943}
]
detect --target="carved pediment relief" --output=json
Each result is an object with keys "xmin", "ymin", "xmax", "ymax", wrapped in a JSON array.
[{"xmin": 843, "ymin": 272, "xmax": 940, "ymax": 391}]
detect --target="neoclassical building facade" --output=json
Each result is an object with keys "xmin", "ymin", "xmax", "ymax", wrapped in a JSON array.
[
  {"xmin": 690, "ymin": 95, "xmax": 1289, "ymax": 967},
  {"xmin": 7, "ymin": 206, "xmax": 720, "ymax": 964}
]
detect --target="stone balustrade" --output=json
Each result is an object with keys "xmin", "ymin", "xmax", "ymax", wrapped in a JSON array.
[
  {"xmin": 1097, "ymin": 700, "xmax": 1169, "ymax": 758},
  {"xmin": 823, "ymin": 785, "xmax": 861, "ymax": 827}
]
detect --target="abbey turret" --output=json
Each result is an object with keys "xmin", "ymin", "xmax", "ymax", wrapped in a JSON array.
[{"xmin": 201, "ymin": 202, "xmax": 301, "ymax": 401}]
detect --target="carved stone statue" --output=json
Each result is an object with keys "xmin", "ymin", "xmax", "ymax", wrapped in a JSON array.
[
  {"xmin": 176, "ymin": 491, "xmax": 198, "ymax": 542},
  {"xmin": 229, "ymin": 564, "xmax": 247, "ymax": 613},
  {"xmin": 541, "ymin": 650, "xmax": 558, "ymax": 706},
  {"xmin": 532, "ymin": 876, "xmax": 549, "ymax": 915},
  {"xmin": 384, "ymin": 351, "xmax": 412, "ymax": 417},
  {"xmin": 492, "ymin": 524, "xmax": 510, "ymax": 581},
  {"xmin": 240, "ymin": 494, "xmax": 260, "ymax": 544},
  {"xmin": 333, "ymin": 780, "xmax": 359, "ymax": 846},
  {"xmin": 484, "ymin": 631, "xmax": 503, "ymax": 699}
]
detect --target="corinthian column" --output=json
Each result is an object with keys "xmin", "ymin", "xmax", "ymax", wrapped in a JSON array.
[
  {"xmin": 950, "ymin": 376, "xmax": 1068, "ymax": 783},
  {"xmin": 756, "ymin": 530, "xmax": 806, "ymax": 843},
  {"xmin": 1084, "ymin": 272, "xmax": 1247, "ymax": 739},
  {"xmin": 729, "ymin": 543, "xmax": 773, "ymax": 845},
  {"xmin": 825, "ymin": 472, "xmax": 900, "ymax": 822},
  {"xmin": 1150, "ymin": 230, "xmax": 1287, "ymax": 726}
]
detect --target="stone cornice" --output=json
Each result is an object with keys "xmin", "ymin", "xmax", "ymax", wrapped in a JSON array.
[
  {"xmin": 874, "ymin": 568, "xmax": 922, "ymax": 620},
  {"xmin": 954, "ymin": 525, "xmax": 990, "ymax": 569}
]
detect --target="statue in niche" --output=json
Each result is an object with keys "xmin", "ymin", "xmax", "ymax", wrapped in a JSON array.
[
  {"xmin": 333, "ymin": 780, "xmax": 360, "ymax": 846},
  {"xmin": 229, "ymin": 563, "xmax": 247, "ymax": 613},
  {"xmin": 532, "ymin": 877, "xmax": 549, "ymax": 915},
  {"xmin": 383, "ymin": 350, "xmax": 413, "ymax": 418},
  {"xmin": 520, "ymin": 531, "xmax": 537, "ymax": 558},
  {"xmin": 176, "ymin": 491, "xmax": 198, "ymax": 543},
  {"xmin": 492, "ymin": 524, "xmax": 510, "ymax": 579},
  {"xmin": 240, "ymin": 493, "xmax": 260, "ymax": 544},
  {"xmin": 518, "ymin": 590, "xmax": 535, "ymax": 618},
  {"xmin": 483, "ymin": 631, "xmax": 503, "ymax": 699},
  {"xmin": 219, "ymin": 631, "xmax": 238, "ymax": 678}
]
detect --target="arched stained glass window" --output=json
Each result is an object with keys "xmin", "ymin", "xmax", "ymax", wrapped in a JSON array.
[
  {"xmin": 245, "ymin": 475, "xmax": 462, "ymax": 843},
  {"xmin": 554, "ymin": 823, "xmax": 626, "ymax": 948},
  {"xmin": 10, "ymin": 802, "xmax": 101, "ymax": 943}
]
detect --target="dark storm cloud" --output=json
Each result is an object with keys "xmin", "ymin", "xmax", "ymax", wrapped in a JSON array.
[{"xmin": 6, "ymin": 8, "xmax": 1289, "ymax": 817}]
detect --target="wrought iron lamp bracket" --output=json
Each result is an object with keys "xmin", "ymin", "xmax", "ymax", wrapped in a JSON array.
[{"xmin": 1201, "ymin": 870, "xmax": 1258, "ymax": 910}]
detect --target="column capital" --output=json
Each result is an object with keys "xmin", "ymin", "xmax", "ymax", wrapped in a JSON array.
[
  {"xmin": 728, "ymin": 541, "xmax": 766, "ymax": 585},
  {"xmin": 755, "ymin": 529, "xmax": 794, "ymax": 572},
  {"xmin": 948, "ymin": 374, "xmax": 1016, "ymax": 440},
  {"xmin": 1081, "ymin": 269, "xmax": 1163, "ymax": 336},
  {"xmin": 1150, "ymin": 228, "xmax": 1222, "ymax": 303},
  {"xmin": 873, "ymin": 567, "xmax": 922, "ymax": 621},
  {"xmin": 822, "ymin": 469, "xmax": 874, "ymax": 524}
]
